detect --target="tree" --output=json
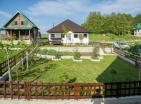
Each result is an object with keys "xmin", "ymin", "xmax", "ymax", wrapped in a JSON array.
[
  {"xmin": 82, "ymin": 11, "xmax": 134, "ymax": 35},
  {"xmin": 134, "ymin": 14, "xmax": 141, "ymax": 25},
  {"xmin": 62, "ymin": 25, "xmax": 69, "ymax": 45}
]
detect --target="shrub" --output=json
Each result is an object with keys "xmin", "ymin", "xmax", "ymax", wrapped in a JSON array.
[
  {"xmin": 47, "ymin": 49, "xmax": 57, "ymax": 55},
  {"xmin": 36, "ymin": 49, "xmax": 48, "ymax": 55},
  {"xmin": 91, "ymin": 45, "xmax": 99, "ymax": 59},
  {"xmin": 130, "ymin": 44, "xmax": 141, "ymax": 55},
  {"xmin": 55, "ymin": 51, "xmax": 63, "ymax": 59},
  {"xmin": 73, "ymin": 48, "xmax": 81, "ymax": 60},
  {"xmin": 47, "ymin": 49, "xmax": 63, "ymax": 59}
]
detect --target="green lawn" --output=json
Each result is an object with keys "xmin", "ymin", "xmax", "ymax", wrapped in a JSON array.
[
  {"xmin": 89, "ymin": 34, "xmax": 141, "ymax": 42},
  {"xmin": 12, "ymin": 55, "xmax": 139, "ymax": 83},
  {"xmin": 41, "ymin": 34, "xmax": 48, "ymax": 38},
  {"xmin": 0, "ymin": 50, "xmax": 19, "ymax": 62}
]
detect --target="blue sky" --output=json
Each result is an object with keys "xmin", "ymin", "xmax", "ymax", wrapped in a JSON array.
[{"xmin": 0, "ymin": 0, "xmax": 141, "ymax": 33}]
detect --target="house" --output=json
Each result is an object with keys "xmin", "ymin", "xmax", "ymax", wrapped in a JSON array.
[
  {"xmin": 2, "ymin": 11, "xmax": 40, "ymax": 44},
  {"xmin": 134, "ymin": 23, "xmax": 141, "ymax": 36},
  {"xmin": 47, "ymin": 19, "xmax": 89, "ymax": 45}
]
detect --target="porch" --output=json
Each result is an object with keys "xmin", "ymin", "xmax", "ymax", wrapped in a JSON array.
[
  {"xmin": 49, "ymin": 38, "xmax": 63, "ymax": 45},
  {"xmin": 5, "ymin": 29, "xmax": 33, "ymax": 40}
]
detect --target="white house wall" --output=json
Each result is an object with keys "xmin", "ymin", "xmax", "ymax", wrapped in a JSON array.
[
  {"xmin": 48, "ymin": 32, "xmax": 89, "ymax": 44},
  {"xmin": 134, "ymin": 29, "xmax": 141, "ymax": 36}
]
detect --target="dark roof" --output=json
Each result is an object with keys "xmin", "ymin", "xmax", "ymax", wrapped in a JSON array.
[
  {"xmin": 47, "ymin": 19, "xmax": 89, "ymax": 33},
  {"xmin": 3, "ymin": 11, "xmax": 38, "ymax": 29}
]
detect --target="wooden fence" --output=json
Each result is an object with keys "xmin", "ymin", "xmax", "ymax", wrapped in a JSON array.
[
  {"xmin": 0, "ymin": 43, "xmax": 37, "ymax": 76},
  {"xmin": 0, "ymin": 80, "xmax": 141, "ymax": 100}
]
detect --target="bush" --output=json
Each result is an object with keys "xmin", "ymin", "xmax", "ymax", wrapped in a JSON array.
[
  {"xmin": 73, "ymin": 48, "xmax": 81, "ymax": 60},
  {"xmin": 47, "ymin": 49, "xmax": 63, "ymax": 59},
  {"xmin": 55, "ymin": 51, "xmax": 63, "ymax": 59},
  {"xmin": 91, "ymin": 45, "xmax": 99, "ymax": 59},
  {"xmin": 47, "ymin": 49, "xmax": 57, "ymax": 55},
  {"xmin": 130, "ymin": 44, "xmax": 141, "ymax": 55},
  {"xmin": 37, "ymin": 49, "xmax": 48, "ymax": 55}
]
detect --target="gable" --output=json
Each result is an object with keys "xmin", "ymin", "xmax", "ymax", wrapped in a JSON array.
[{"xmin": 3, "ymin": 12, "xmax": 37, "ymax": 29}]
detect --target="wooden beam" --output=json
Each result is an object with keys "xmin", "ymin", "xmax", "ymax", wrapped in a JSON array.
[
  {"xmin": 19, "ymin": 30, "xmax": 20, "ymax": 40},
  {"xmin": 29, "ymin": 30, "xmax": 31, "ymax": 40}
]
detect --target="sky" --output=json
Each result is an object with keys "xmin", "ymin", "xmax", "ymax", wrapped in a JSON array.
[{"xmin": 0, "ymin": 0, "xmax": 141, "ymax": 33}]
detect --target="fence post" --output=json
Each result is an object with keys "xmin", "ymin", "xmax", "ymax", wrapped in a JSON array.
[
  {"xmin": 24, "ymin": 82, "xmax": 27, "ymax": 99},
  {"xmin": 10, "ymin": 81, "xmax": 13, "ymax": 99},
  {"xmin": 116, "ymin": 82, "xmax": 121, "ymax": 98},
  {"xmin": 17, "ymin": 81, "xmax": 20, "ymax": 99},
  {"xmin": 104, "ymin": 83, "xmax": 107, "ymax": 97},
  {"xmin": 3, "ymin": 81, "xmax": 6, "ymax": 98},
  {"xmin": 74, "ymin": 83, "xmax": 79, "ymax": 99}
]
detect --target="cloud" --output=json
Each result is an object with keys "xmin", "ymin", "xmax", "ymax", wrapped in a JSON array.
[
  {"xmin": 94, "ymin": 0, "xmax": 141, "ymax": 15},
  {"xmin": 25, "ymin": 0, "xmax": 141, "ymax": 33},
  {"xmin": 27, "ymin": 0, "xmax": 141, "ymax": 16},
  {"xmin": 0, "ymin": 10, "xmax": 11, "ymax": 17},
  {"xmin": 26, "ymin": 0, "xmax": 90, "ymax": 16}
]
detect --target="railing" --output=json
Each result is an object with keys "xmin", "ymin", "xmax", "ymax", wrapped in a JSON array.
[
  {"xmin": 114, "ymin": 47, "xmax": 141, "ymax": 62},
  {"xmin": 0, "ymin": 43, "xmax": 37, "ymax": 76},
  {"xmin": 0, "ymin": 80, "xmax": 141, "ymax": 100}
]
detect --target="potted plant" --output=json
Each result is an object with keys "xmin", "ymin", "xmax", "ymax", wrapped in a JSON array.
[
  {"xmin": 90, "ymin": 45, "xmax": 100, "ymax": 62},
  {"xmin": 73, "ymin": 48, "xmax": 82, "ymax": 62}
]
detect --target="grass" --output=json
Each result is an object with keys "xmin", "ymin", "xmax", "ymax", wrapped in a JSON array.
[
  {"xmin": 89, "ymin": 34, "xmax": 141, "ymax": 42},
  {"xmin": 41, "ymin": 34, "xmax": 48, "ymax": 38},
  {"xmin": 0, "ymin": 50, "xmax": 19, "ymax": 62},
  {"xmin": 12, "ymin": 55, "xmax": 139, "ymax": 83}
]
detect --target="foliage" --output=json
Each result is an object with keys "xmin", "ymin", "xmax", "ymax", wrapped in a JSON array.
[
  {"xmin": 0, "ymin": 50, "xmax": 18, "ymax": 62},
  {"xmin": 129, "ymin": 44, "xmax": 141, "ymax": 55},
  {"xmin": 36, "ymin": 49, "xmax": 63, "ymax": 58},
  {"xmin": 91, "ymin": 45, "xmax": 99, "ymax": 59},
  {"xmin": 73, "ymin": 48, "xmax": 81, "ymax": 60},
  {"xmin": 89, "ymin": 34, "xmax": 141, "ymax": 41},
  {"xmin": 62, "ymin": 25, "xmax": 69, "ymax": 34},
  {"xmin": 47, "ymin": 49, "xmax": 57, "ymax": 55},
  {"xmin": 82, "ymin": 11, "xmax": 134, "ymax": 35},
  {"xmin": 55, "ymin": 51, "xmax": 63, "ymax": 59},
  {"xmin": 36, "ymin": 49, "xmax": 48, "ymax": 55},
  {"xmin": 133, "ymin": 14, "xmax": 141, "ymax": 25},
  {"xmin": 79, "ymin": 34, "xmax": 83, "ymax": 40}
]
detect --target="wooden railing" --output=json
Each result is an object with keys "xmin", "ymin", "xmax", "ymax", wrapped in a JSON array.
[
  {"xmin": 0, "ymin": 43, "xmax": 37, "ymax": 76},
  {"xmin": 0, "ymin": 80, "xmax": 141, "ymax": 100}
]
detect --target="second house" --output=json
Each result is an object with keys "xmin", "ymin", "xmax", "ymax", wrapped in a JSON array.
[{"xmin": 47, "ymin": 19, "xmax": 89, "ymax": 45}]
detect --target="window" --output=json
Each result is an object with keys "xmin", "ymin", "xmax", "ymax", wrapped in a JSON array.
[
  {"xmin": 15, "ymin": 21, "xmax": 18, "ymax": 25},
  {"xmin": 61, "ymin": 34, "xmax": 64, "ymax": 38},
  {"xmin": 74, "ymin": 34, "xmax": 78, "ymax": 38},
  {"xmin": 21, "ymin": 21, "xmax": 24, "ymax": 25},
  {"xmin": 51, "ymin": 34, "xmax": 55, "ymax": 38},
  {"xmin": 83, "ymin": 34, "xmax": 87, "ymax": 38}
]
